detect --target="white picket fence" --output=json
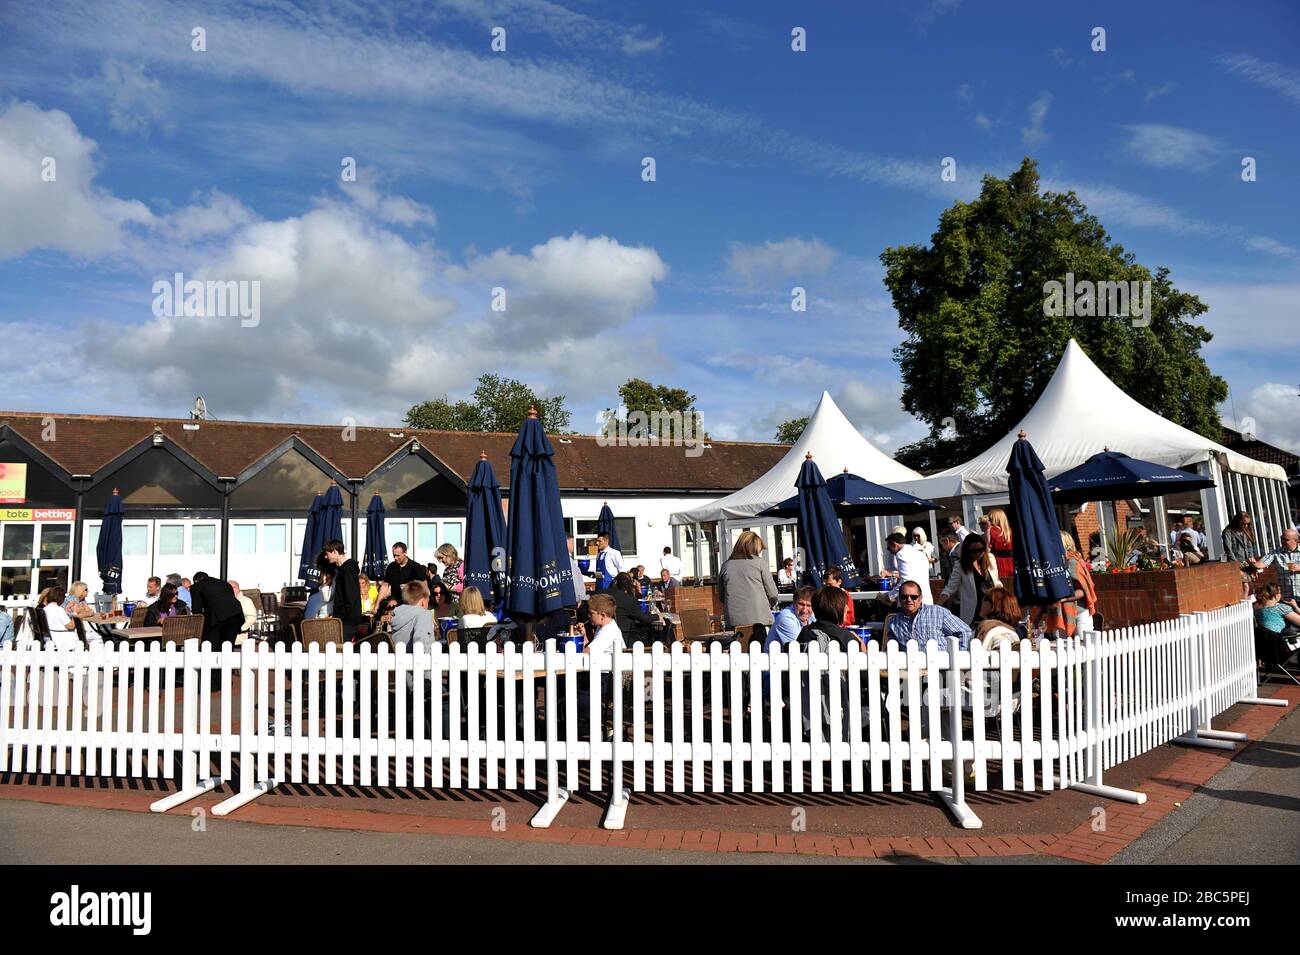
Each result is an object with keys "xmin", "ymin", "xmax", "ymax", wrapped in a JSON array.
[{"xmin": 0, "ymin": 600, "xmax": 1283, "ymax": 830}]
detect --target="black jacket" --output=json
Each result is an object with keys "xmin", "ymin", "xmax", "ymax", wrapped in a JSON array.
[
  {"xmin": 597, "ymin": 586, "xmax": 656, "ymax": 639},
  {"xmin": 383, "ymin": 558, "xmax": 426, "ymax": 604},
  {"xmin": 796, "ymin": 620, "xmax": 858, "ymax": 652},
  {"xmin": 144, "ymin": 599, "xmax": 190, "ymax": 628},
  {"xmin": 332, "ymin": 558, "xmax": 363, "ymax": 624},
  {"xmin": 189, "ymin": 577, "xmax": 243, "ymax": 624}
]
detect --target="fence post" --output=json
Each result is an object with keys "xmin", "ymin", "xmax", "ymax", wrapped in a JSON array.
[
  {"xmin": 935, "ymin": 638, "xmax": 980, "ymax": 829},
  {"xmin": 213, "ymin": 641, "xmax": 280, "ymax": 815},
  {"xmin": 1232, "ymin": 599, "xmax": 1289, "ymax": 708},
  {"xmin": 149, "ymin": 638, "xmax": 219, "ymax": 812},
  {"xmin": 1068, "ymin": 630, "xmax": 1146, "ymax": 804},
  {"xmin": 603, "ymin": 640, "xmax": 630, "ymax": 830},
  {"xmin": 531, "ymin": 638, "xmax": 569, "ymax": 827}
]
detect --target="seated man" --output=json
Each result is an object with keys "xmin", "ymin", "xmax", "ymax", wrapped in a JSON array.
[
  {"xmin": 142, "ymin": 576, "xmax": 162, "ymax": 606},
  {"xmin": 765, "ymin": 586, "xmax": 814, "ymax": 651},
  {"xmin": 885, "ymin": 579, "xmax": 971, "ymax": 653},
  {"xmin": 777, "ymin": 558, "xmax": 798, "ymax": 588},
  {"xmin": 229, "ymin": 580, "xmax": 259, "ymax": 644},
  {"xmin": 655, "ymin": 568, "xmax": 680, "ymax": 594}
]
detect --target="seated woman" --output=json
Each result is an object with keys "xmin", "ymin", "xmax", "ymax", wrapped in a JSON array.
[
  {"xmin": 41, "ymin": 586, "xmax": 82, "ymax": 650},
  {"xmin": 457, "ymin": 585, "xmax": 498, "ymax": 629},
  {"xmin": 303, "ymin": 559, "xmax": 335, "ymax": 621},
  {"xmin": 1178, "ymin": 531, "xmax": 1204, "ymax": 566},
  {"xmin": 972, "ymin": 586, "xmax": 1023, "ymax": 649},
  {"xmin": 824, "ymin": 566, "xmax": 855, "ymax": 626},
  {"xmin": 429, "ymin": 577, "xmax": 459, "ymax": 619},
  {"xmin": 796, "ymin": 586, "xmax": 857, "ymax": 651},
  {"xmin": 1255, "ymin": 583, "xmax": 1300, "ymax": 636},
  {"xmin": 63, "ymin": 581, "xmax": 96, "ymax": 620},
  {"xmin": 143, "ymin": 583, "xmax": 189, "ymax": 627}
]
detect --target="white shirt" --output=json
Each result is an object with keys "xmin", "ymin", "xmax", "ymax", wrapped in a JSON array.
[
  {"xmin": 587, "ymin": 620, "xmax": 624, "ymax": 658},
  {"xmin": 459, "ymin": 612, "xmax": 498, "ymax": 629},
  {"xmin": 659, "ymin": 552, "xmax": 682, "ymax": 577},
  {"xmin": 777, "ymin": 568, "xmax": 798, "ymax": 587},
  {"xmin": 892, "ymin": 546, "xmax": 934, "ymax": 604},
  {"xmin": 1171, "ymin": 528, "xmax": 1205, "ymax": 549},
  {"xmin": 598, "ymin": 546, "xmax": 624, "ymax": 577},
  {"xmin": 43, "ymin": 603, "xmax": 81, "ymax": 650},
  {"xmin": 950, "ymin": 525, "xmax": 971, "ymax": 542},
  {"xmin": 142, "ymin": 594, "xmax": 159, "ymax": 606}
]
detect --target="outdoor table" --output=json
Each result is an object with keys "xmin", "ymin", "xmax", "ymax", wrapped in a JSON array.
[
  {"xmin": 776, "ymin": 590, "xmax": 884, "ymax": 603},
  {"xmin": 91, "ymin": 623, "xmax": 164, "ymax": 643}
]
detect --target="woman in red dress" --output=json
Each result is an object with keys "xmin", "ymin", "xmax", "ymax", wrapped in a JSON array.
[{"xmin": 984, "ymin": 508, "xmax": 1015, "ymax": 580}]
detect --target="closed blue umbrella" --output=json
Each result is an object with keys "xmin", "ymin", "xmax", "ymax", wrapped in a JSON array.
[
  {"xmin": 505, "ymin": 408, "xmax": 578, "ymax": 618},
  {"xmin": 596, "ymin": 502, "xmax": 621, "ymax": 552},
  {"xmin": 318, "ymin": 481, "xmax": 345, "ymax": 550},
  {"xmin": 1048, "ymin": 449, "xmax": 1214, "ymax": 505},
  {"xmin": 362, "ymin": 494, "xmax": 388, "ymax": 580},
  {"xmin": 96, "ymin": 489, "xmax": 124, "ymax": 596},
  {"xmin": 761, "ymin": 470, "xmax": 940, "ymax": 518},
  {"xmin": 795, "ymin": 454, "xmax": 861, "ymax": 589},
  {"xmin": 297, "ymin": 492, "xmax": 323, "ymax": 588},
  {"xmin": 1006, "ymin": 431, "xmax": 1072, "ymax": 606},
  {"xmin": 465, "ymin": 451, "xmax": 509, "ymax": 610}
]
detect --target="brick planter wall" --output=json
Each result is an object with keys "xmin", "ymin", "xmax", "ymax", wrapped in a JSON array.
[
  {"xmin": 665, "ymin": 584, "xmax": 724, "ymax": 617},
  {"xmin": 1092, "ymin": 560, "xmax": 1246, "ymax": 629}
]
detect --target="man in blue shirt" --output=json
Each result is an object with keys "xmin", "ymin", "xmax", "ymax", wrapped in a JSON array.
[
  {"xmin": 765, "ymin": 586, "xmax": 815, "ymax": 651},
  {"xmin": 167, "ymin": 573, "xmax": 192, "ymax": 609},
  {"xmin": 886, "ymin": 580, "xmax": 971, "ymax": 652}
]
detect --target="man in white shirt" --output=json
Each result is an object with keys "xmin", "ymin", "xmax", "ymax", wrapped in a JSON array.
[
  {"xmin": 947, "ymin": 515, "xmax": 971, "ymax": 543},
  {"xmin": 776, "ymin": 558, "xmax": 798, "ymax": 587},
  {"xmin": 1169, "ymin": 515, "xmax": 1205, "ymax": 550},
  {"xmin": 594, "ymin": 532, "xmax": 624, "ymax": 590},
  {"xmin": 142, "ymin": 576, "xmax": 162, "ymax": 606},
  {"xmin": 885, "ymin": 532, "xmax": 933, "ymax": 604},
  {"xmin": 659, "ymin": 546, "xmax": 682, "ymax": 579}
]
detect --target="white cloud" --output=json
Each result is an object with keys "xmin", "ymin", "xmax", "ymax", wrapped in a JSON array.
[
  {"xmin": 98, "ymin": 60, "xmax": 169, "ymax": 135},
  {"xmin": 1021, "ymin": 92, "xmax": 1052, "ymax": 146},
  {"xmin": 0, "ymin": 100, "xmax": 153, "ymax": 259},
  {"xmin": 1228, "ymin": 383, "xmax": 1300, "ymax": 452},
  {"xmin": 1144, "ymin": 81, "xmax": 1175, "ymax": 105},
  {"xmin": 726, "ymin": 237, "xmax": 837, "ymax": 285},
  {"xmin": 1121, "ymin": 124, "xmax": 1221, "ymax": 172},
  {"xmin": 158, "ymin": 191, "xmax": 256, "ymax": 242},
  {"xmin": 973, "ymin": 112, "xmax": 993, "ymax": 132},
  {"xmin": 1216, "ymin": 53, "xmax": 1300, "ymax": 107},
  {"xmin": 339, "ymin": 179, "xmax": 437, "ymax": 227},
  {"xmin": 1245, "ymin": 236, "xmax": 1296, "ymax": 257},
  {"xmin": 622, "ymin": 31, "xmax": 665, "ymax": 55}
]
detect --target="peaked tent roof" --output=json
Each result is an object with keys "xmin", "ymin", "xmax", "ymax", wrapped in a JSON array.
[
  {"xmin": 895, "ymin": 339, "xmax": 1285, "ymax": 499},
  {"xmin": 669, "ymin": 391, "xmax": 923, "ymax": 524}
]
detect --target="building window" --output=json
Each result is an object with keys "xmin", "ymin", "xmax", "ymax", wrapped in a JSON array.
[
  {"xmin": 386, "ymin": 521, "xmax": 410, "ymax": 550},
  {"xmin": 123, "ymin": 525, "xmax": 149, "ymax": 557},
  {"xmin": 38, "ymin": 523, "xmax": 71, "ymax": 560},
  {"xmin": 85, "ymin": 449, "xmax": 222, "ymax": 509},
  {"xmin": 233, "ymin": 524, "xmax": 258, "ymax": 555},
  {"xmin": 573, "ymin": 517, "xmax": 637, "ymax": 557},
  {"xmin": 192, "ymin": 525, "xmax": 217, "ymax": 556},
  {"xmin": 229, "ymin": 449, "xmax": 334, "ymax": 511},
  {"xmin": 442, "ymin": 521, "xmax": 462, "ymax": 551},
  {"xmin": 158, "ymin": 524, "xmax": 185, "ymax": 556},
  {"xmin": 263, "ymin": 523, "xmax": 287, "ymax": 554},
  {"xmin": 365, "ymin": 454, "xmax": 462, "ymax": 510},
  {"xmin": 415, "ymin": 521, "xmax": 438, "ymax": 552}
]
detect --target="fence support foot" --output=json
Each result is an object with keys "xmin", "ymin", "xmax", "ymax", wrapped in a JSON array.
[
  {"xmin": 1194, "ymin": 728, "xmax": 1249, "ymax": 742},
  {"xmin": 149, "ymin": 776, "xmax": 219, "ymax": 813},
  {"xmin": 211, "ymin": 779, "xmax": 278, "ymax": 816},
  {"xmin": 936, "ymin": 788, "xmax": 982, "ymax": 829},
  {"xmin": 1070, "ymin": 781, "xmax": 1147, "ymax": 804},
  {"xmin": 1242, "ymin": 695, "xmax": 1289, "ymax": 706},
  {"xmin": 602, "ymin": 787, "xmax": 631, "ymax": 830},
  {"xmin": 1173, "ymin": 734, "xmax": 1236, "ymax": 751},
  {"xmin": 530, "ymin": 788, "xmax": 569, "ymax": 828}
]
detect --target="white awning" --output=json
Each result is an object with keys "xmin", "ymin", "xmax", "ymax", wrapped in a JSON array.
[{"xmin": 670, "ymin": 391, "xmax": 922, "ymax": 524}]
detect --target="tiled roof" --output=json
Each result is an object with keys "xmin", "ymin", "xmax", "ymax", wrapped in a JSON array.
[
  {"xmin": 1220, "ymin": 427, "xmax": 1299, "ymax": 472},
  {"xmin": 0, "ymin": 411, "xmax": 786, "ymax": 492}
]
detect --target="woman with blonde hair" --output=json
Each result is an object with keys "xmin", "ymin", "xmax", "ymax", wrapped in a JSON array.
[
  {"xmin": 1040, "ymin": 531, "xmax": 1098, "ymax": 638},
  {"xmin": 457, "ymin": 585, "xmax": 498, "ymax": 629},
  {"xmin": 984, "ymin": 508, "xmax": 1014, "ymax": 580},
  {"xmin": 434, "ymin": 543, "xmax": 464, "ymax": 594},
  {"xmin": 63, "ymin": 581, "xmax": 96, "ymax": 620},
  {"xmin": 910, "ymin": 526, "xmax": 938, "ymax": 577},
  {"xmin": 719, "ymin": 530, "xmax": 778, "ymax": 639}
]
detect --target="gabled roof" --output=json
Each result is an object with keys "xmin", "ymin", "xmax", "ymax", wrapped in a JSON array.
[
  {"xmin": 669, "ymin": 391, "xmax": 923, "ymax": 524},
  {"xmin": 896, "ymin": 340, "xmax": 1287, "ymax": 498},
  {"xmin": 0, "ymin": 411, "xmax": 786, "ymax": 493}
]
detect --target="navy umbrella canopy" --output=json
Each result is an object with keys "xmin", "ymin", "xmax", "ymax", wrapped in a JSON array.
[
  {"xmin": 96, "ymin": 489, "xmax": 125, "ymax": 596},
  {"xmin": 297, "ymin": 492, "xmax": 323, "ymax": 588},
  {"xmin": 505, "ymin": 409, "xmax": 578, "ymax": 618},
  {"xmin": 595, "ymin": 502, "xmax": 621, "ymax": 552},
  {"xmin": 761, "ymin": 470, "xmax": 939, "ymax": 519},
  {"xmin": 794, "ymin": 454, "xmax": 862, "ymax": 589},
  {"xmin": 464, "ymin": 452, "xmax": 509, "ymax": 610},
  {"xmin": 1048, "ymin": 449, "xmax": 1214, "ymax": 505},
  {"xmin": 362, "ymin": 494, "xmax": 388, "ymax": 580},
  {"xmin": 1006, "ymin": 432, "xmax": 1072, "ymax": 606}
]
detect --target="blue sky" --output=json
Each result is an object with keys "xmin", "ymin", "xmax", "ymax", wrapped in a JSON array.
[{"xmin": 1, "ymin": 0, "xmax": 1297, "ymax": 451}]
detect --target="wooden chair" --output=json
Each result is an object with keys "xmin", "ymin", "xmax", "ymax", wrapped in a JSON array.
[
  {"xmin": 129, "ymin": 604, "xmax": 149, "ymax": 628},
  {"xmin": 161, "ymin": 613, "xmax": 205, "ymax": 646},
  {"xmin": 282, "ymin": 585, "xmax": 308, "ymax": 603},
  {"xmin": 677, "ymin": 608, "xmax": 713, "ymax": 641},
  {"xmin": 299, "ymin": 616, "xmax": 344, "ymax": 650},
  {"xmin": 259, "ymin": 592, "xmax": 279, "ymax": 616},
  {"xmin": 241, "ymin": 588, "xmax": 262, "ymax": 609}
]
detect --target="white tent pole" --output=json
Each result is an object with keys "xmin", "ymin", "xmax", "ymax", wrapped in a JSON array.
[
  {"xmin": 1250, "ymin": 476, "xmax": 1270, "ymax": 552},
  {"xmin": 693, "ymin": 522, "xmax": 703, "ymax": 584},
  {"xmin": 1199, "ymin": 459, "xmax": 1228, "ymax": 560},
  {"xmin": 1153, "ymin": 496, "xmax": 1169, "ymax": 559},
  {"xmin": 1095, "ymin": 502, "xmax": 1107, "ymax": 560}
]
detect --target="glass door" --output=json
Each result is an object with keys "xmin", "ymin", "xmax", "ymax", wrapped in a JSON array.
[{"xmin": 0, "ymin": 521, "xmax": 72, "ymax": 601}]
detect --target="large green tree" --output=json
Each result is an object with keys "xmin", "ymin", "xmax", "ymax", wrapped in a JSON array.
[
  {"xmin": 601, "ymin": 378, "xmax": 707, "ymax": 439},
  {"xmin": 774, "ymin": 417, "xmax": 808, "ymax": 444},
  {"xmin": 404, "ymin": 374, "xmax": 571, "ymax": 433},
  {"xmin": 883, "ymin": 157, "xmax": 1226, "ymax": 472}
]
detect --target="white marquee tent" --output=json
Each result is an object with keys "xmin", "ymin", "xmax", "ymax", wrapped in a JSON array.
[{"xmin": 894, "ymin": 339, "xmax": 1290, "ymax": 556}]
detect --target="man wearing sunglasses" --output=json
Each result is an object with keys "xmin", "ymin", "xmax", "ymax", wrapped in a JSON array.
[{"xmin": 885, "ymin": 580, "xmax": 971, "ymax": 653}]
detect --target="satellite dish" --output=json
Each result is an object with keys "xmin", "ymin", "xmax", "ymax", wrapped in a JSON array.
[{"xmin": 191, "ymin": 396, "xmax": 208, "ymax": 420}]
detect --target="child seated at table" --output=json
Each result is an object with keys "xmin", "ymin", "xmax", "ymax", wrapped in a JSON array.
[{"xmin": 580, "ymin": 594, "xmax": 620, "ymax": 713}]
